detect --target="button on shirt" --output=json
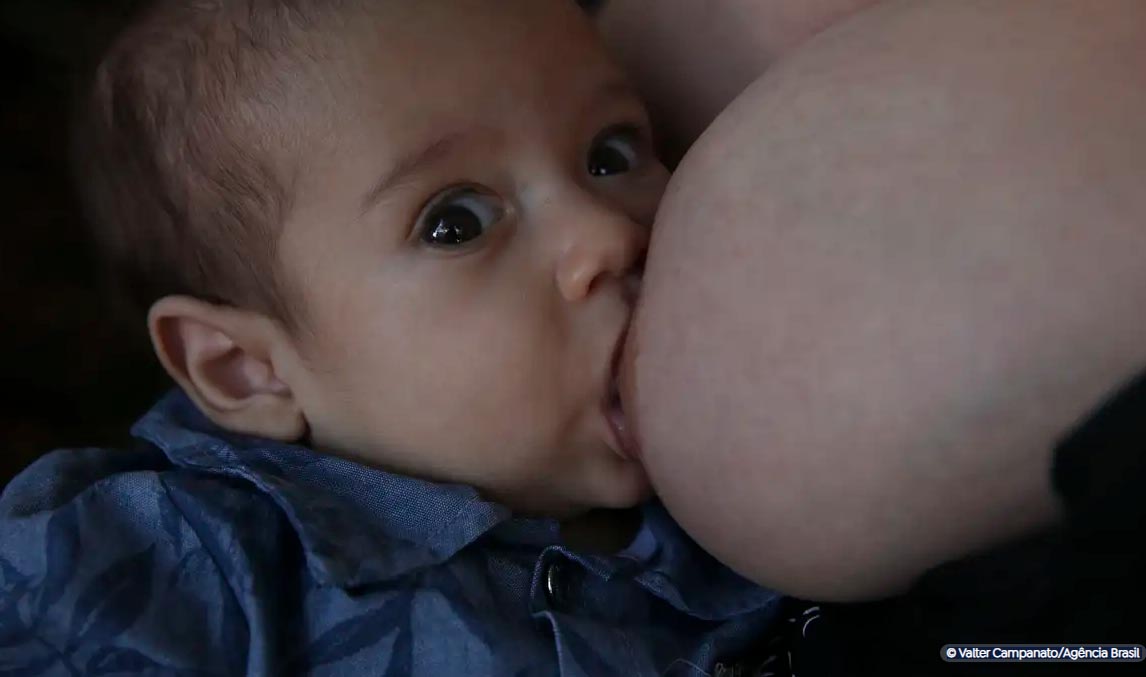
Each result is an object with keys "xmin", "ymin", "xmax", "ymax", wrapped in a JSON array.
[{"xmin": 0, "ymin": 391, "xmax": 783, "ymax": 675}]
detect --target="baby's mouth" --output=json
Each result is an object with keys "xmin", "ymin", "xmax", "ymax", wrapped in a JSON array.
[
  {"xmin": 604, "ymin": 327, "xmax": 641, "ymax": 462},
  {"xmin": 604, "ymin": 384, "xmax": 639, "ymax": 461}
]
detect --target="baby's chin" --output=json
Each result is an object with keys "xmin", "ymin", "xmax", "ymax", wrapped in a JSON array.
[
  {"xmin": 587, "ymin": 472, "xmax": 653, "ymax": 516},
  {"xmin": 586, "ymin": 448, "xmax": 655, "ymax": 508},
  {"xmin": 495, "ymin": 462, "xmax": 653, "ymax": 520}
]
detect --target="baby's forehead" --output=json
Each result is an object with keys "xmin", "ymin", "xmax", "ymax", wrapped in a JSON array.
[
  {"xmin": 329, "ymin": 0, "xmax": 600, "ymax": 68},
  {"xmin": 261, "ymin": 1, "xmax": 622, "ymax": 188},
  {"xmin": 288, "ymin": 0, "xmax": 617, "ymax": 127}
]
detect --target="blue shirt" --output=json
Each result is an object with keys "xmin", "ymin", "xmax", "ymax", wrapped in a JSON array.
[{"xmin": 0, "ymin": 390, "xmax": 783, "ymax": 676}]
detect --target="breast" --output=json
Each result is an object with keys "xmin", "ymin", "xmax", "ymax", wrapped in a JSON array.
[{"xmin": 620, "ymin": 0, "xmax": 1146, "ymax": 602}]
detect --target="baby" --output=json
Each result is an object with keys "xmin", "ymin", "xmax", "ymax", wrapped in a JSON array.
[{"xmin": 0, "ymin": 0, "xmax": 781, "ymax": 674}]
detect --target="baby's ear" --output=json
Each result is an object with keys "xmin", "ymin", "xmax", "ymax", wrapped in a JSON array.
[{"xmin": 148, "ymin": 296, "xmax": 307, "ymax": 442}]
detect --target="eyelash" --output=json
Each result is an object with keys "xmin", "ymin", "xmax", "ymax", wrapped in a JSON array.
[
  {"xmin": 587, "ymin": 123, "xmax": 647, "ymax": 175},
  {"xmin": 410, "ymin": 121, "xmax": 651, "ymax": 248},
  {"xmin": 414, "ymin": 184, "xmax": 504, "ymax": 248}
]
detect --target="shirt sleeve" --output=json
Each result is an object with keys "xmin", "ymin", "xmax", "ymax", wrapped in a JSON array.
[{"xmin": 0, "ymin": 447, "xmax": 254, "ymax": 676}]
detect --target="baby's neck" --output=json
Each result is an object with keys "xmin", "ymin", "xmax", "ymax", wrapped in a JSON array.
[{"xmin": 559, "ymin": 506, "xmax": 642, "ymax": 554}]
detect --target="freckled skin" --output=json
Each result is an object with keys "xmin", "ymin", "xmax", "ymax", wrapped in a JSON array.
[{"xmin": 620, "ymin": 0, "xmax": 1146, "ymax": 600}]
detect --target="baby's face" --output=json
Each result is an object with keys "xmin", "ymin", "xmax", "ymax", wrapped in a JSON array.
[{"xmin": 275, "ymin": 0, "xmax": 667, "ymax": 516}]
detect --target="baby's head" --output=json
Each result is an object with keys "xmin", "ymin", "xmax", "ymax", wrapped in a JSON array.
[{"xmin": 75, "ymin": 0, "xmax": 666, "ymax": 516}]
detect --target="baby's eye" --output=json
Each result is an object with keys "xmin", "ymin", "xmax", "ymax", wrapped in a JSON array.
[
  {"xmin": 587, "ymin": 125, "xmax": 642, "ymax": 177},
  {"xmin": 418, "ymin": 188, "xmax": 504, "ymax": 247}
]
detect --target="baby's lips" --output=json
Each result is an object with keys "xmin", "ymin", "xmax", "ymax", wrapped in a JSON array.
[
  {"xmin": 622, "ymin": 269, "xmax": 643, "ymax": 306},
  {"xmin": 616, "ymin": 320, "xmax": 644, "ymax": 459}
]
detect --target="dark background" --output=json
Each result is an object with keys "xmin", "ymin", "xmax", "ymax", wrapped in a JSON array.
[{"xmin": 1, "ymin": 0, "xmax": 167, "ymax": 485}]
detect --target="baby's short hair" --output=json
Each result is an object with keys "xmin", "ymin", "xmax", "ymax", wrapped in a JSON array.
[{"xmin": 73, "ymin": 0, "xmax": 358, "ymax": 327}]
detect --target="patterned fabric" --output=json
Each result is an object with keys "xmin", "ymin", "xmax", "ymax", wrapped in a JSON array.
[{"xmin": 0, "ymin": 390, "xmax": 783, "ymax": 676}]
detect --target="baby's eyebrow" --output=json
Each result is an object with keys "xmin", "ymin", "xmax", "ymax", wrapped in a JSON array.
[
  {"xmin": 359, "ymin": 131, "xmax": 469, "ymax": 215},
  {"xmin": 582, "ymin": 79, "xmax": 645, "ymax": 119},
  {"xmin": 358, "ymin": 81, "xmax": 638, "ymax": 216},
  {"xmin": 576, "ymin": 0, "xmax": 608, "ymax": 16}
]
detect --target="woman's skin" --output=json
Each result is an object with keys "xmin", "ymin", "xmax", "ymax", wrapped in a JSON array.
[
  {"xmin": 613, "ymin": 0, "xmax": 1146, "ymax": 601},
  {"xmin": 594, "ymin": 0, "xmax": 879, "ymax": 162}
]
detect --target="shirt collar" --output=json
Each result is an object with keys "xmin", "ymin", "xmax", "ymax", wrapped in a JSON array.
[
  {"xmin": 574, "ymin": 501, "xmax": 782, "ymax": 621},
  {"xmin": 132, "ymin": 389, "xmax": 518, "ymax": 588},
  {"xmin": 133, "ymin": 390, "xmax": 781, "ymax": 619}
]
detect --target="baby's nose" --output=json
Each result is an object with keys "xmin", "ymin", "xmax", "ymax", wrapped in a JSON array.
[{"xmin": 554, "ymin": 205, "xmax": 648, "ymax": 303}]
